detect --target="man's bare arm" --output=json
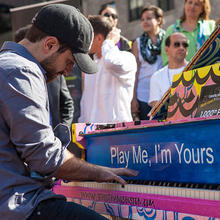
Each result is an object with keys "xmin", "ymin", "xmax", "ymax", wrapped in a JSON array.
[
  {"xmin": 55, "ymin": 150, "xmax": 138, "ymax": 186},
  {"xmin": 150, "ymin": 101, "xmax": 157, "ymax": 108}
]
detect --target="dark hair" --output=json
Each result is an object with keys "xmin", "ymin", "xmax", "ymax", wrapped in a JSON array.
[
  {"xmin": 140, "ymin": 5, "xmax": 164, "ymax": 27},
  {"xmin": 98, "ymin": 3, "xmax": 118, "ymax": 15},
  {"xmin": 88, "ymin": 15, "xmax": 114, "ymax": 39},
  {"xmin": 165, "ymin": 32, "xmax": 187, "ymax": 47},
  {"xmin": 165, "ymin": 35, "xmax": 171, "ymax": 47},
  {"xmin": 25, "ymin": 24, "xmax": 68, "ymax": 53},
  {"xmin": 14, "ymin": 24, "xmax": 31, "ymax": 43},
  {"xmin": 180, "ymin": 0, "xmax": 211, "ymax": 22},
  {"xmin": 26, "ymin": 24, "xmax": 49, "ymax": 42}
]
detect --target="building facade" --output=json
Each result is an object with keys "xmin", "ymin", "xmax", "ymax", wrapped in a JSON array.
[
  {"xmin": 82, "ymin": 0, "xmax": 219, "ymax": 41},
  {"xmin": 0, "ymin": 0, "xmax": 219, "ymax": 45}
]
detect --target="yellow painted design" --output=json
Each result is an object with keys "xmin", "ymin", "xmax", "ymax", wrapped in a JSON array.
[
  {"xmin": 71, "ymin": 124, "xmax": 85, "ymax": 150},
  {"xmin": 171, "ymin": 63, "xmax": 220, "ymax": 96}
]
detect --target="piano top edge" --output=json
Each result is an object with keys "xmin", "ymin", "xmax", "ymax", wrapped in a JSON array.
[{"xmin": 81, "ymin": 115, "xmax": 220, "ymax": 136}]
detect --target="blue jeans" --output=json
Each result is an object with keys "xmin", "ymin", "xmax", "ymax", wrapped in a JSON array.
[{"xmin": 28, "ymin": 198, "xmax": 108, "ymax": 220}]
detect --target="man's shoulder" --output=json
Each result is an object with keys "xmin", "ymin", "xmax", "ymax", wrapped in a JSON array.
[
  {"xmin": 1, "ymin": 41, "xmax": 45, "ymax": 75},
  {"xmin": 0, "ymin": 51, "xmax": 43, "ymax": 83},
  {"xmin": 154, "ymin": 66, "xmax": 168, "ymax": 76},
  {"xmin": 0, "ymin": 51, "xmax": 27, "ymax": 72},
  {"xmin": 151, "ymin": 66, "xmax": 168, "ymax": 84}
]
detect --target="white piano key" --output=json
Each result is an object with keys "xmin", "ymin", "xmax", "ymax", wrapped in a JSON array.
[
  {"xmin": 190, "ymin": 188, "xmax": 194, "ymax": 198},
  {"xmin": 194, "ymin": 189, "xmax": 200, "ymax": 199},
  {"xmin": 161, "ymin": 186, "xmax": 165, "ymax": 195},
  {"xmin": 177, "ymin": 187, "xmax": 182, "ymax": 197},
  {"xmin": 166, "ymin": 187, "xmax": 170, "ymax": 196},
  {"xmin": 185, "ymin": 189, "xmax": 191, "ymax": 198},
  {"xmin": 159, "ymin": 186, "xmax": 164, "ymax": 195},
  {"xmin": 169, "ymin": 187, "xmax": 174, "ymax": 196},
  {"xmin": 199, "ymin": 190, "xmax": 205, "ymax": 199},
  {"xmin": 209, "ymin": 190, "xmax": 215, "ymax": 200},
  {"xmin": 140, "ymin": 185, "xmax": 144, "ymax": 193},
  {"xmin": 181, "ymin": 188, "xmax": 186, "ymax": 197},
  {"xmin": 215, "ymin": 191, "xmax": 220, "ymax": 200},
  {"xmin": 204, "ymin": 189, "xmax": 210, "ymax": 200}
]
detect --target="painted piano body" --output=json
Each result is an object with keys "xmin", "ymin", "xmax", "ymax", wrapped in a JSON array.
[{"xmin": 53, "ymin": 116, "xmax": 220, "ymax": 219}]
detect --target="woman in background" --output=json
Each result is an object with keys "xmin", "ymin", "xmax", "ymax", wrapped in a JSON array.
[
  {"xmin": 99, "ymin": 4, "xmax": 132, "ymax": 52},
  {"xmin": 161, "ymin": 0, "xmax": 215, "ymax": 66},
  {"xmin": 131, "ymin": 5, "xmax": 165, "ymax": 120}
]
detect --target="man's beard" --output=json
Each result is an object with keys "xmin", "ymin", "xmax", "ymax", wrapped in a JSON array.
[{"xmin": 40, "ymin": 53, "xmax": 64, "ymax": 83}]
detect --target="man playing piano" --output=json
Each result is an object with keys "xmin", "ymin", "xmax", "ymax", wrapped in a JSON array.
[{"xmin": 0, "ymin": 4, "xmax": 137, "ymax": 220}]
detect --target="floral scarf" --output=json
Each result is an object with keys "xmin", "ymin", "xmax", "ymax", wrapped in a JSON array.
[{"xmin": 140, "ymin": 29, "xmax": 165, "ymax": 64}]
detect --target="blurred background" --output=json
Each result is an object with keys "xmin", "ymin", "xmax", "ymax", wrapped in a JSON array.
[{"xmin": 0, "ymin": 0, "xmax": 219, "ymax": 47}]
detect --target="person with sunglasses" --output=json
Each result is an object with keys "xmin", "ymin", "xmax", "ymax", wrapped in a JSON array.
[
  {"xmin": 149, "ymin": 32, "xmax": 188, "ymax": 107},
  {"xmin": 99, "ymin": 4, "xmax": 132, "ymax": 52},
  {"xmin": 161, "ymin": 0, "xmax": 215, "ymax": 66}
]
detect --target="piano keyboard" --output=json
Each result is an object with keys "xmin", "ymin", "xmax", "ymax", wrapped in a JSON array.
[{"xmin": 62, "ymin": 181, "xmax": 220, "ymax": 201}]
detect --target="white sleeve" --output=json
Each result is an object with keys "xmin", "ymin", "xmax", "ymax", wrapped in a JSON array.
[
  {"xmin": 101, "ymin": 40, "xmax": 137, "ymax": 78},
  {"xmin": 149, "ymin": 72, "xmax": 161, "ymax": 103}
]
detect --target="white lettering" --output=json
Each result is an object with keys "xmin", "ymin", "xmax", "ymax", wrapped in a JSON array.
[
  {"xmin": 206, "ymin": 147, "xmax": 214, "ymax": 164},
  {"xmin": 155, "ymin": 144, "xmax": 158, "ymax": 163},
  {"xmin": 142, "ymin": 149, "xmax": 148, "ymax": 164},
  {"xmin": 133, "ymin": 146, "xmax": 141, "ymax": 164},
  {"xmin": 161, "ymin": 149, "xmax": 172, "ymax": 163},
  {"xmin": 183, "ymin": 148, "xmax": 191, "ymax": 164},
  {"xmin": 124, "ymin": 151, "xmax": 130, "ymax": 168},
  {"xmin": 119, "ymin": 151, "xmax": 125, "ymax": 164},
  {"xmin": 110, "ymin": 147, "xmax": 130, "ymax": 167},
  {"xmin": 200, "ymin": 148, "xmax": 206, "ymax": 164},
  {"xmin": 192, "ymin": 148, "xmax": 200, "ymax": 164},
  {"xmin": 110, "ymin": 147, "xmax": 116, "ymax": 164},
  {"xmin": 175, "ymin": 143, "xmax": 184, "ymax": 163}
]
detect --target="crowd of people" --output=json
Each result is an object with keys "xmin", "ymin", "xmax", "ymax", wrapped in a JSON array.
[
  {"xmin": 13, "ymin": 0, "xmax": 216, "ymax": 125},
  {"xmin": 0, "ymin": 0, "xmax": 218, "ymax": 219},
  {"xmin": 78, "ymin": 0, "xmax": 216, "ymax": 123}
]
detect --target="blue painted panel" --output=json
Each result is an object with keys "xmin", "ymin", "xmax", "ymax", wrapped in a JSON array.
[{"xmin": 86, "ymin": 119, "xmax": 220, "ymax": 184}]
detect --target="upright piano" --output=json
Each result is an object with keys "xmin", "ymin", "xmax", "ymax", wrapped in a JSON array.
[{"xmin": 53, "ymin": 24, "xmax": 220, "ymax": 219}]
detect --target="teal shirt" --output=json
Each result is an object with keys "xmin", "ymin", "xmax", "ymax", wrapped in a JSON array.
[{"xmin": 161, "ymin": 19, "xmax": 216, "ymax": 66}]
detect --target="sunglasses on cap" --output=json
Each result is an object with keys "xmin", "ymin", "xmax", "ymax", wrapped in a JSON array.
[
  {"xmin": 173, "ymin": 41, "xmax": 189, "ymax": 48},
  {"xmin": 103, "ymin": 12, "xmax": 118, "ymax": 20}
]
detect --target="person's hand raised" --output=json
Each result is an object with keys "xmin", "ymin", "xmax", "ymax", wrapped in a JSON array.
[{"xmin": 106, "ymin": 27, "xmax": 121, "ymax": 45}]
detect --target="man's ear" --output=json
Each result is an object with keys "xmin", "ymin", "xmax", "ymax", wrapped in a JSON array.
[
  {"xmin": 97, "ymin": 33, "xmax": 104, "ymax": 43},
  {"xmin": 43, "ymin": 36, "xmax": 59, "ymax": 54}
]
